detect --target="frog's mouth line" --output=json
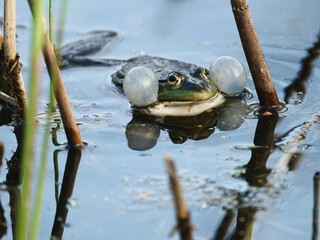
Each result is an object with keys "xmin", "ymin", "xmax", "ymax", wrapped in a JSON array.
[{"xmin": 136, "ymin": 92, "xmax": 226, "ymax": 117}]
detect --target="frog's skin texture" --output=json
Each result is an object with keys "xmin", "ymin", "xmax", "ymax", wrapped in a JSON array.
[
  {"xmin": 59, "ymin": 30, "xmax": 225, "ymax": 116},
  {"xmin": 111, "ymin": 55, "xmax": 218, "ymax": 102}
]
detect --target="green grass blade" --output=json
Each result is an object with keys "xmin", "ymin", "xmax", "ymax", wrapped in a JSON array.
[{"xmin": 16, "ymin": 0, "xmax": 44, "ymax": 239}]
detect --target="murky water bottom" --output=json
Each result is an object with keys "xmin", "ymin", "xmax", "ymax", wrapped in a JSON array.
[{"xmin": 0, "ymin": 0, "xmax": 320, "ymax": 239}]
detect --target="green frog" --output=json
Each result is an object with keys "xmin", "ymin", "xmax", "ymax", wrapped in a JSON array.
[{"xmin": 59, "ymin": 30, "xmax": 227, "ymax": 116}]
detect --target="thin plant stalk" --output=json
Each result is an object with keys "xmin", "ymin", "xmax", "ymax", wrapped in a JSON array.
[
  {"xmin": 231, "ymin": 0, "xmax": 280, "ymax": 108},
  {"xmin": 48, "ymin": 0, "xmax": 56, "ymax": 112},
  {"xmin": 4, "ymin": 0, "xmax": 17, "ymax": 60},
  {"xmin": 30, "ymin": 110, "xmax": 52, "ymax": 240},
  {"xmin": 56, "ymin": 0, "xmax": 69, "ymax": 48},
  {"xmin": 28, "ymin": 0, "xmax": 83, "ymax": 146},
  {"xmin": 16, "ymin": 0, "xmax": 44, "ymax": 239},
  {"xmin": 164, "ymin": 154, "xmax": 193, "ymax": 240},
  {"xmin": 4, "ymin": 0, "xmax": 28, "ymax": 113},
  {"xmin": 0, "ymin": 31, "xmax": 3, "ymax": 48}
]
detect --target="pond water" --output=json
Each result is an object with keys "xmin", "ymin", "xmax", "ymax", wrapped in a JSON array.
[{"xmin": 1, "ymin": 0, "xmax": 320, "ymax": 239}]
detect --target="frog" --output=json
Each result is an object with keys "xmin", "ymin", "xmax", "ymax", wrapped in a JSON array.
[{"xmin": 58, "ymin": 30, "xmax": 236, "ymax": 116}]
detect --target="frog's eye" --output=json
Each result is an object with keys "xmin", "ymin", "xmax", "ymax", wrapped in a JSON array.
[{"xmin": 167, "ymin": 72, "xmax": 184, "ymax": 86}]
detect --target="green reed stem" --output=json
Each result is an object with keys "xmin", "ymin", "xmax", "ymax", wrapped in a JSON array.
[
  {"xmin": 49, "ymin": 0, "xmax": 53, "ymax": 44},
  {"xmin": 48, "ymin": 0, "xmax": 56, "ymax": 112},
  {"xmin": 56, "ymin": 0, "xmax": 69, "ymax": 48},
  {"xmin": 17, "ymin": 0, "xmax": 44, "ymax": 239},
  {"xmin": 30, "ymin": 111, "xmax": 52, "ymax": 240}
]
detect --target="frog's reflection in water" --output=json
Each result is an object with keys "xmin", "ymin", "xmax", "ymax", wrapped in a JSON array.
[{"xmin": 125, "ymin": 98, "xmax": 251, "ymax": 151}]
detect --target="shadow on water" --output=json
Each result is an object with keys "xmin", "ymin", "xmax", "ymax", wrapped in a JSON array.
[
  {"xmin": 284, "ymin": 31, "xmax": 320, "ymax": 104},
  {"xmin": 126, "ymin": 97, "xmax": 251, "ymax": 151}
]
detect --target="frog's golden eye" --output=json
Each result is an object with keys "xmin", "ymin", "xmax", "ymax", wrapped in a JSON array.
[{"xmin": 167, "ymin": 72, "xmax": 184, "ymax": 86}]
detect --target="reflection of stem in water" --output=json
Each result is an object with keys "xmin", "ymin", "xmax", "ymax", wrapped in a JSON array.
[
  {"xmin": 313, "ymin": 172, "xmax": 320, "ymax": 240},
  {"xmin": 244, "ymin": 111, "xmax": 278, "ymax": 187},
  {"xmin": 0, "ymin": 198, "xmax": 7, "ymax": 238},
  {"xmin": 53, "ymin": 150, "xmax": 62, "ymax": 204},
  {"xmin": 0, "ymin": 142, "xmax": 3, "ymax": 167},
  {"xmin": 51, "ymin": 148, "xmax": 82, "ymax": 240},
  {"xmin": 230, "ymin": 207, "xmax": 257, "ymax": 240},
  {"xmin": 284, "ymin": 32, "xmax": 320, "ymax": 104},
  {"xmin": 273, "ymin": 113, "xmax": 320, "ymax": 173},
  {"xmin": 211, "ymin": 209, "xmax": 235, "ymax": 240},
  {"xmin": 8, "ymin": 187, "xmax": 19, "ymax": 240},
  {"xmin": 51, "ymin": 119, "xmax": 66, "ymax": 146},
  {"xmin": 6, "ymin": 124, "xmax": 24, "ymax": 186}
]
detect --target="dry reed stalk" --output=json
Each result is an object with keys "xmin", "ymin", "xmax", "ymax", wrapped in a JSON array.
[
  {"xmin": 27, "ymin": 0, "xmax": 83, "ymax": 146},
  {"xmin": 4, "ymin": 0, "xmax": 28, "ymax": 114},
  {"xmin": 0, "ymin": 31, "xmax": 3, "ymax": 50},
  {"xmin": 231, "ymin": 0, "xmax": 280, "ymax": 108},
  {"xmin": 164, "ymin": 154, "xmax": 192, "ymax": 240}
]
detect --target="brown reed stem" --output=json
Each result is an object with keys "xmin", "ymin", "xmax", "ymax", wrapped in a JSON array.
[
  {"xmin": 164, "ymin": 154, "xmax": 192, "ymax": 240},
  {"xmin": 0, "ymin": 31, "xmax": 4, "ymax": 51},
  {"xmin": 27, "ymin": 0, "xmax": 83, "ymax": 146},
  {"xmin": 231, "ymin": 0, "xmax": 280, "ymax": 108},
  {"xmin": 3, "ymin": 0, "xmax": 28, "ymax": 114}
]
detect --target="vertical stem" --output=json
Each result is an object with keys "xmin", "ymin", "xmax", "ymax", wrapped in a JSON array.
[
  {"xmin": 4, "ymin": 0, "xmax": 28, "ymax": 113},
  {"xmin": 27, "ymin": 0, "xmax": 83, "ymax": 146},
  {"xmin": 164, "ymin": 154, "xmax": 192, "ymax": 240},
  {"xmin": 4, "ymin": 0, "xmax": 16, "ymax": 60},
  {"xmin": 48, "ymin": 0, "xmax": 57, "ymax": 112},
  {"xmin": 30, "ymin": 111, "xmax": 52, "ymax": 240},
  {"xmin": 17, "ymin": 0, "xmax": 44, "ymax": 238},
  {"xmin": 230, "ymin": 0, "xmax": 280, "ymax": 108},
  {"xmin": 56, "ymin": 0, "xmax": 69, "ymax": 48}
]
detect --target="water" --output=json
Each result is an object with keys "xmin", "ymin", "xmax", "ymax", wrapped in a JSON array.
[{"xmin": 1, "ymin": 0, "xmax": 320, "ymax": 239}]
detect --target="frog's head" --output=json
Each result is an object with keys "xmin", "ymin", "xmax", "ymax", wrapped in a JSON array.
[
  {"xmin": 123, "ymin": 66, "xmax": 224, "ymax": 116},
  {"xmin": 158, "ymin": 67, "xmax": 217, "ymax": 102}
]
